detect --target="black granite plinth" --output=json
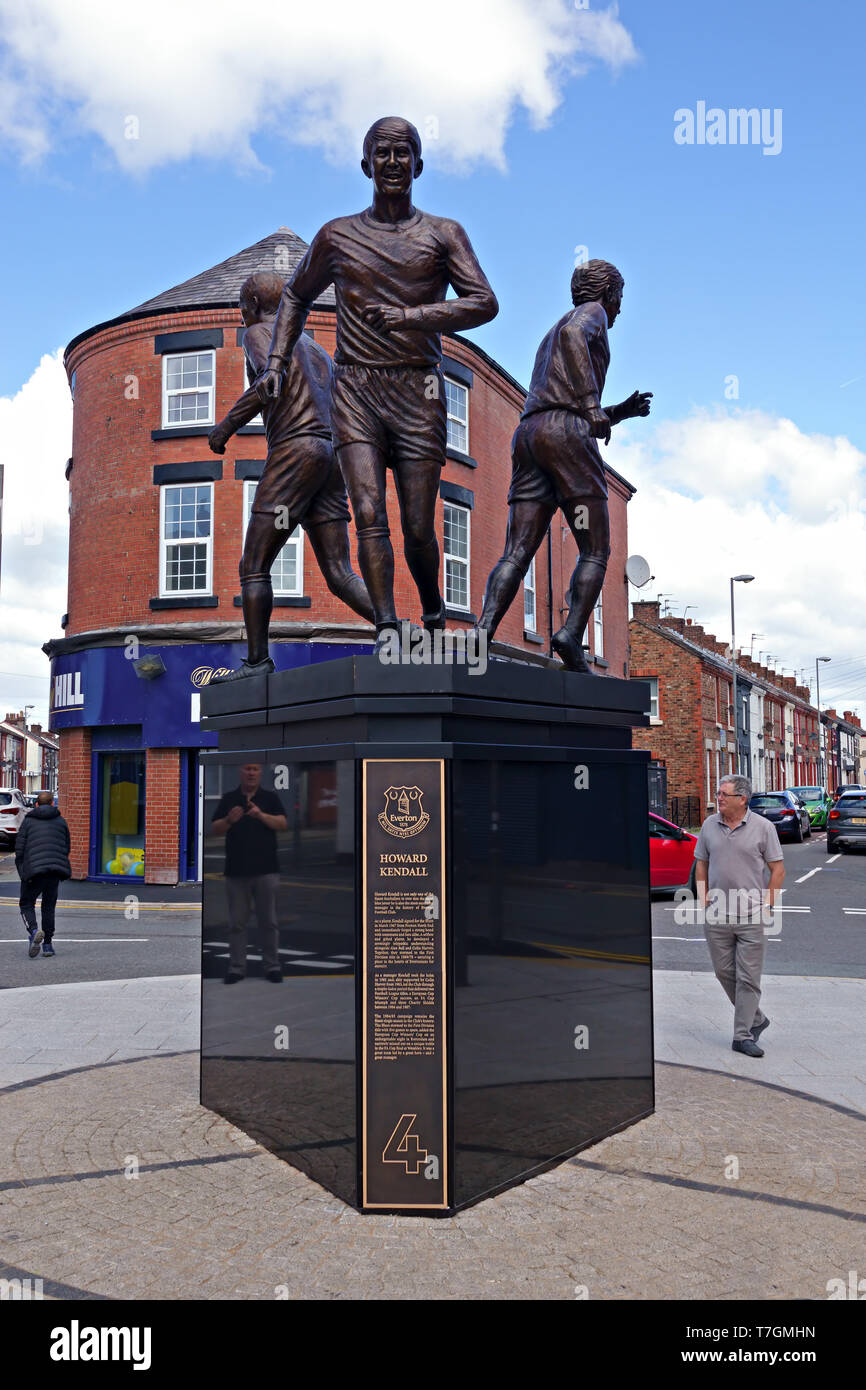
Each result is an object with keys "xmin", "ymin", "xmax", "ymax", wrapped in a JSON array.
[{"xmin": 200, "ymin": 655, "xmax": 654, "ymax": 1215}]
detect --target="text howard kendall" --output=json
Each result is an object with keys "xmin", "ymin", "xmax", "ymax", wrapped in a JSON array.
[{"xmin": 379, "ymin": 853, "xmax": 429, "ymax": 877}]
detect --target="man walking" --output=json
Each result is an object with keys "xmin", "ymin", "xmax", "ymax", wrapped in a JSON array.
[
  {"xmin": 211, "ymin": 764, "xmax": 288, "ymax": 984},
  {"xmin": 16, "ymin": 791, "xmax": 72, "ymax": 958},
  {"xmin": 693, "ymin": 775, "xmax": 785, "ymax": 1057}
]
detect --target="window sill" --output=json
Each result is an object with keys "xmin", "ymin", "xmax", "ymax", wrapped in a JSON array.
[
  {"xmin": 590, "ymin": 655, "xmax": 609, "ymax": 669},
  {"xmin": 150, "ymin": 596, "xmax": 219, "ymax": 610},
  {"xmin": 232, "ymin": 595, "xmax": 311, "ymax": 608},
  {"xmin": 444, "ymin": 607, "xmax": 476, "ymax": 623},
  {"xmin": 523, "ymin": 630, "xmax": 544, "ymax": 645},
  {"xmin": 237, "ymin": 424, "xmax": 266, "ymax": 435},
  {"xmin": 649, "ymin": 716, "xmax": 663, "ymax": 725},
  {"xmin": 446, "ymin": 447, "xmax": 477, "ymax": 469},
  {"xmin": 152, "ymin": 426, "xmax": 213, "ymax": 441}
]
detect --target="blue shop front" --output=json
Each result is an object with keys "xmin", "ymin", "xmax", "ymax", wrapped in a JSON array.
[{"xmin": 48, "ymin": 640, "xmax": 370, "ymax": 882}]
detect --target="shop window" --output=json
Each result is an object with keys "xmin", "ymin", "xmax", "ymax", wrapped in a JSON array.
[
  {"xmin": 162, "ymin": 351, "xmax": 215, "ymax": 426},
  {"xmin": 99, "ymin": 752, "xmax": 145, "ymax": 877},
  {"xmin": 242, "ymin": 480, "xmax": 303, "ymax": 596}
]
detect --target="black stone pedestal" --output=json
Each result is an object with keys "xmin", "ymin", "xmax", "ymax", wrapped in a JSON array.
[{"xmin": 200, "ymin": 656, "xmax": 654, "ymax": 1215}]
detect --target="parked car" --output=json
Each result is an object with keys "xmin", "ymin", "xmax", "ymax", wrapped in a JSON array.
[
  {"xmin": 649, "ymin": 812, "xmax": 697, "ymax": 892},
  {"xmin": 748, "ymin": 791, "xmax": 811, "ymax": 842},
  {"xmin": 0, "ymin": 788, "xmax": 28, "ymax": 844},
  {"xmin": 832, "ymin": 784, "xmax": 865, "ymax": 802},
  {"xmin": 827, "ymin": 791, "xmax": 866, "ymax": 854},
  {"xmin": 788, "ymin": 786, "xmax": 832, "ymax": 829}
]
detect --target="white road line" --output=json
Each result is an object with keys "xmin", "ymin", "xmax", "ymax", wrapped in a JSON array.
[
  {"xmin": 653, "ymin": 936, "xmax": 704, "ymax": 942},
  {"xmin": 795, "ymin": 867, "xmax": 822, "ymax": 883},
  {"xmin": 826, "ymin": 854, "xmax": 841, "ymax": 864},
  {"xmin": 663, "ymin": 905, "xmax": 809, "ymax": 912},
  {"xmin": 653, "ymin": 934, "xmax": 781, "ymax": 942},
  {"xmin": 843, "ymin": 909, "xmax": 866, "ymax": 916},
  {"xmin": 0, "ymin": 937, "xmax": 150, "ymax": 943}
]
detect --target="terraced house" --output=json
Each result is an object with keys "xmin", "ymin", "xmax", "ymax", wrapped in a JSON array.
[{"xmin": 628, "ymin": 601, "xmax": 861, "ymax": 823}]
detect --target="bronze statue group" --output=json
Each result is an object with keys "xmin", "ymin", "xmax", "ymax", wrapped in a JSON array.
[{"xmin": 209, "ymin": 116, "xmax": 651, "ymax": 682}]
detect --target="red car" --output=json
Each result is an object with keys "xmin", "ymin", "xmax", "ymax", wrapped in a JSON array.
[{"xmin": 649, "ymin": 812, "xmax": 697, "ymax": 892}]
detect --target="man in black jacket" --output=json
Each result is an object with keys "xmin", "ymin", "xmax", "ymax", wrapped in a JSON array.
[{"xmin": 16, "ymin": 792, "xmax": 72, "ymax": 958}]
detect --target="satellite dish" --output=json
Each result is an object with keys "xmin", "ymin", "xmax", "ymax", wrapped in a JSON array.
[{"xmin": 626, "ymin": 555, "xmax": 652, "ymax": 588}]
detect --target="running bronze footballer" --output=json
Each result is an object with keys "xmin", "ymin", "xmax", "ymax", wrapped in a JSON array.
[{"xmin": 257, "ymin": 116, "xmax": 499, "ymax": 647}]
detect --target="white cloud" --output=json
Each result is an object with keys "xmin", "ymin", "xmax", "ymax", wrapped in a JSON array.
[
  {"xmin": 0, "ymin": 0, "xmax": 637, "ymax": 172},
  {"xmin": 613, "ymin": 409, "xmax": 866, "ymax": 720},
  {"xmin": 0, "ymin": 351, "xmax": 71, "ymax": 724}
]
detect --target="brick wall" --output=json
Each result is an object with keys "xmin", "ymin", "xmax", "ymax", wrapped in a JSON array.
[
  {"xmin": 58, "ymin": 727, "xmax": 92, "ymax": 878},
  {"xmin": 143, "ymin": 748, "xmax": 181, "ymax": 884}
]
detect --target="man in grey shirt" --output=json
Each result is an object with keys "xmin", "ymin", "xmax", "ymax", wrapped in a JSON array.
[{"xmin": 693, "ymin": 774, "xmax": 785, "ymax": 1057}]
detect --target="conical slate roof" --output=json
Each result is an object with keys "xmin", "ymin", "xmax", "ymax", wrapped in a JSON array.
[
  {"xmin": 65, "ymin": 228, "xmax": 334, "ymax": 359},
  {"xmin": 124, "ymin": 228, "xmax": 335, "ymax": 318}
]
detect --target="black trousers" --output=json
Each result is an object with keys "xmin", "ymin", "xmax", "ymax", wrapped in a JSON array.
[{"xmin": 20, "ymin": 873, "xmax": 61, "ymax": 940}]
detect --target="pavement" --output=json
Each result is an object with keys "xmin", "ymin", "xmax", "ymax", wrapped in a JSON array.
[{"xmin": 1, "ymin": 968, "xmax": 864, "ymax": 1300}]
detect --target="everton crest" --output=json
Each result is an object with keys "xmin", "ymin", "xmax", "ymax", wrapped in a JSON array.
[{"xmin": 378, "ymin": 786, "xmax": 430, "ymax": 839}]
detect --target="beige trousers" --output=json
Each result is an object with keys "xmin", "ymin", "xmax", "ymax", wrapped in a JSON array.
[{"xmin": 704, "ymin": 921, "xmax": 767, "ymax": 1042}]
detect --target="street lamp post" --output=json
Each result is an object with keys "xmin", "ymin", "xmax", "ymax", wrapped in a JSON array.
[
  {"xmin": 815, "ymin": 657, "xmax": 831, "ymax": 786},
  {"xmin": 730, "ymin": 575, "xmax": 755, "ymax": 776}
]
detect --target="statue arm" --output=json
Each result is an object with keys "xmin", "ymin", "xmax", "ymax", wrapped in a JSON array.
[
  {"xmin": 560, "ymin": 315, "xmax": 604, "ymax": 412},
  {"xmin": 401, "ymin": 221, "xmax": 498, "ymax": 333},
  {"xmin": 267, "ymin": 231, "xmax": 332, "ymax": 369},
  {"xmin": 603, "ymin": 392, "xmax": 653, "ymax": 426},
  {"xmin": 216, "ymin": 383, "xmax": 262, "ymax": 439},
  {"xmin": 209, "ymin": 327, "xmax": 268, "ymax": 448}
]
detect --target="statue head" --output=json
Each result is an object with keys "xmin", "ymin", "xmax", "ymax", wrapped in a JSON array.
[
  {"xmin": 361, "ymin": 116, "xmax": 423, "ymax": 199},
  {"xmin": 239, "ymin": 272, "xmax": 285, "ymax": 326},
  {"xmin": 570, "ymin": 259, "xmax": 624, "ymax": 326}
]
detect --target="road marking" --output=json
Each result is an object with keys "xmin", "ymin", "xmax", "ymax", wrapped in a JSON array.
[
  {"xmin": 843, "ymin": 909, "xmax": 866, "ymax": 916},
  {"xmin": 795, "ymin": 867, "xmax": 822, "ymax": 883},
  {"xmin": 0, "ymin": 937, "xmax": 150, "ymax": 943},
  {"xmin": 653, "ymin": 934, "xmax": 781, "ymax": 942},
  {"xmin": 826, "ymin": 855, "xmax": 841, "ymax": 864},
  {"xmin": 663, "ymin": 904, "xmax": 808, "ymax": 912},
  {"xmin": 0, "ymin": 902, "xmax": 195, "ymax": 913}
]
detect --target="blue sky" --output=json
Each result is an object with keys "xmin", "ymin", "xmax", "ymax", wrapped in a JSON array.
[
  {"xmin": 1, "ymin": 0, "xmax": 864, "ymax": 720},
  {"xmin": 3, "ymin": 0, "xmax": 864, "ymax": 441}
]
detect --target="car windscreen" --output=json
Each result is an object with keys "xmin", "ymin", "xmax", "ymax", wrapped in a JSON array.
[
  {"xmin": 791, "ymin": 789, "xmax": 821, "ymax": 800},
  {"xmin": 750, "ymin": 796, "xmax": 786, "ymax": 807},
  {"xmin": 838, "ymin": 795, "xmax": 866, "ymax": 808}
]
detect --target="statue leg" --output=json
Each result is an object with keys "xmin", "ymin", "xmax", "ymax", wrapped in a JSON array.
[
  {"xmin": 552, "ymin": 496, "xmax": 611, "ymax": 672},
  {"xmin": 394, "ymin": 462, "xmax": 443, "ymax": 628},
  {"xmin": 337, "ymin": 442, "xmax": 398, "ymax": 631},
  {"xmin": 478, "ymin": 501, "xmax": 553, "ymax": 640},
  {"xmin": 240, "ymin": 511, "xmax": 288, "ymax": 666},
  {"xmin": 305, "ymin": 520, "xmax": 374, "ymax": 622}
]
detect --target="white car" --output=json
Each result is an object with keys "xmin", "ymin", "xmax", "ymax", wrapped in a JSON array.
[{"xmin": 0, "ymin": 788, "xmax": 27, "ymax": 844}]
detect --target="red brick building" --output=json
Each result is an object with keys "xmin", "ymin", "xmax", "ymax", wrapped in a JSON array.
[
  {"xmin": 629, "ymin": 600, "xmax": 844, "ymax": 823},
  {"xmin": 46, "ymin": 229, "xmax": 635, "ymax": 882}
]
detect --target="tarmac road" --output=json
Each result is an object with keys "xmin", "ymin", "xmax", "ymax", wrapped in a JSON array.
[{"xmin": 1, "ymin": 832, "xmax": 863, "ymax": 990}]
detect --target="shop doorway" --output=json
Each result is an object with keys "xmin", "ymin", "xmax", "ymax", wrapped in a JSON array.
[{"xmin": 179, "ymin": 749, "xmax": 203, "ymax": 882}]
